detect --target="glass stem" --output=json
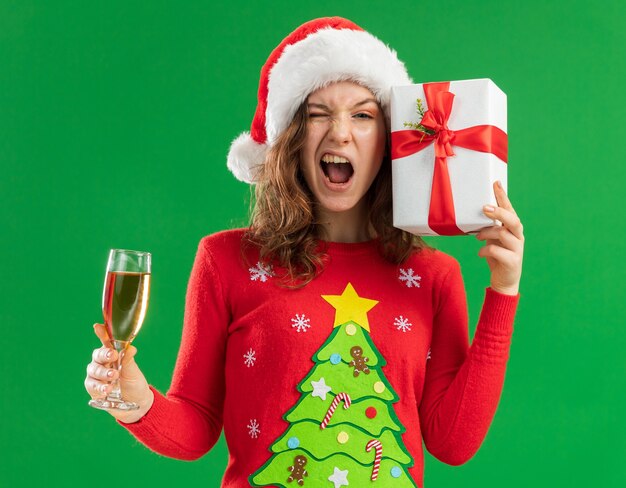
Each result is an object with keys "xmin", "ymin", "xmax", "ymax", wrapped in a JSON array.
[{"xmin": 108, "ymin": 347, "xmax": 125, "ymax": 401}]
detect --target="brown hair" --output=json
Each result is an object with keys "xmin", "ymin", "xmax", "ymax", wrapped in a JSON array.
[{"xmin": 244, "ymin": 100, "xmax": 432, "ymax": 287}]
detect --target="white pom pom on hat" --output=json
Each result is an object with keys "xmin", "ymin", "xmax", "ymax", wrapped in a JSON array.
[{"xmin": 227, "ymin": 16, "xmax": 412, "ymax": 184}]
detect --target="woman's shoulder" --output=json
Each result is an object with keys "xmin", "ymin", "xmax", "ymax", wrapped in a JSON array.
[
  {"xmin": 199, "ymin": 228, "xmax": 247, "ymax": 250},
  {"xmin": 195, "ymin": 228, "xmax": 252, "ymax": 262},
  {"xmin": 405, "ymin": 244, "xmax": 460, "ymax": 277},
  {"xmin": 193, "ymin": 228, "xmax": 255, "ymax": 282}
]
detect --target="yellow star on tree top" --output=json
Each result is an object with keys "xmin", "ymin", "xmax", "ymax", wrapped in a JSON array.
[{"xmin": 322, "ymin": 283, "xmax": 379, "ymax": 332}]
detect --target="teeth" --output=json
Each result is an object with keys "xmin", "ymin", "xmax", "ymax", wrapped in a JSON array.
[{"xmin": 321, "ymin": 154, "xmax": 350, "ymax": 164}]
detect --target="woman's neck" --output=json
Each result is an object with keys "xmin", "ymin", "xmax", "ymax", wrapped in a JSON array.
[{"xmin": 316, "ymin": 200, "xmax": 373, "ymax": 243}]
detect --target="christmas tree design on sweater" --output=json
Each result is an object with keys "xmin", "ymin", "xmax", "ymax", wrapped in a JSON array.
[{"xmin": 250, "ymin": 283, "xmax": 418, "ymax": 487}]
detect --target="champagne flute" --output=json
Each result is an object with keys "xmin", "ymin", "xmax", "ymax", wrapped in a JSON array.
[{"xmin": 89, "ymin": 249, "xmax": 151, "ymax": 410}]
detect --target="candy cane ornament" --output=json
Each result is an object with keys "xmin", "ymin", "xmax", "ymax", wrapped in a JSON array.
[
  {"xmin": 320, "ymin": 392, "xmax": 351, "ymax": 430},
  {"xmin": 366, "ymin": 439, "xmax": 383, "ymax": 481}
]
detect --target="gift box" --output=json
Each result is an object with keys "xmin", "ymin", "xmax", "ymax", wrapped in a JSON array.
[{"xmin": 390, "ymin": 78, "xmax": 508, "ymax": 236}]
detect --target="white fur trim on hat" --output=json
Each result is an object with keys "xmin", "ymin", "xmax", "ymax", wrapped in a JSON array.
[
  {"xmin": 266, "ymin": 27, "xmax": 412, "ymax": 144},
  {"xmin": 226, "ymin": 132, "xmax": 268, "ymax": 184}
]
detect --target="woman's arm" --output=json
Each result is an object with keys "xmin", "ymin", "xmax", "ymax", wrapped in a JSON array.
[
  {"xmin": 117, "ymin": 238, "xmax": 229, "ymax": 460},
  {"xmin": 418, "ymin": 263, "xmax": 519, "ymax": 465},
  {"xmin": 418, "ymin": 181, "xmax": 524, "ymax": 464}
]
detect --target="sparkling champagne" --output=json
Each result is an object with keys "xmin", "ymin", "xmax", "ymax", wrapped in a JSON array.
[
  {"xmin": 102, "ymin": 271, "xmax": 150, "ymax": 350},
  {"xmin": 90, "ymin": 249, "xmax": 151, "ymax": 411}
]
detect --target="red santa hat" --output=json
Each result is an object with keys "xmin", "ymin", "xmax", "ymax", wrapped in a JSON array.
[{"xmin": 227, "ymin": 16, "xmax": 412, "ymax": 183}]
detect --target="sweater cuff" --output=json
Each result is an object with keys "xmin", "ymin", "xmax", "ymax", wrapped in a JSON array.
[
  {"xmin": 480, "ymin": 287, "xmax": 520, "ymax": 334},
  {"xmin": 117, "ymin": 385, "xmax": 166, "ymax": 435},
  {"xmin": 470, "ymin": 287, "xmax": 520, "ymax": 364}
]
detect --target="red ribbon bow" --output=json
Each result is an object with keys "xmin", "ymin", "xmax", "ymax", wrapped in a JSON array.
[{"xmin": 391, "ymin": 82, "xmax": 508, "ymax": 235}]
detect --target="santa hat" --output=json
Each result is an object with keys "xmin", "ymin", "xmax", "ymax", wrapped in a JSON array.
[{"xmin": 227, "ymin": 16, "xmax": 412, "ymax": 183}]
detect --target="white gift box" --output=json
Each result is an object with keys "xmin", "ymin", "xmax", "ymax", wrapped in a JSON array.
[{"xmin": 390, "ymin": 78, "xmax": 508, "ymax": 236}]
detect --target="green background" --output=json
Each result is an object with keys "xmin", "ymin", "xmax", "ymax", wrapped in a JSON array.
[{"xmin": 1, "ymin": 0, "xmax": 624, "ymax": 486}]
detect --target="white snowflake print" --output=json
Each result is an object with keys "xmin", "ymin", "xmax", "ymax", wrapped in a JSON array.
[
  {"xmin": 249, "ymin": 262, "xmax": 274, "ymax": 282},
  {"xmin": 291, "ymin": 313, "xmax": 311, "ymax": 333},
  {"xmin": 399, "ymin": 268, "xmax": 421, "ymax": 288},
  {"xmin": 394, "ymin": 315, "xmax": 412, "ymax": 332},
  {"xmin": 427, "ymin": 348, "xmax": 432, "ymax": 360},
  {"xmin": 243, "ymin": 348, "xmax": 256, "ymax": 367},
  {"xmin": 247, "ymin": 419, "xmax": 261, "ymax": 439}
]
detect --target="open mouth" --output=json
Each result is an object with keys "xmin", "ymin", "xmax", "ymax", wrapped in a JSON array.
[{"xmin": 320, "ymin": 154, "xmax": 354, "ymax": 184}]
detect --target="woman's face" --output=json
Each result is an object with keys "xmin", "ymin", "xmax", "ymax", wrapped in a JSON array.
[{"xmin": 300, "ymin": 81, "xmax": 386, "ymax": 216}]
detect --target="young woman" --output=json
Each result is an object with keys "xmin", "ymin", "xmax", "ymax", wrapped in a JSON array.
[{"xmin": 85, "ymin": 17, "xmax": 523, "ymax": 487}]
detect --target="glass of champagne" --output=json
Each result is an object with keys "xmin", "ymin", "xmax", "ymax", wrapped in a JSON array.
[{"xmin": 89, "ymin": 249, "xmax": 151, "ymax": 410}]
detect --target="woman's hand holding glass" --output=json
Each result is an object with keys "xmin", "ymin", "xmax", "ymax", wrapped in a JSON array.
[
  {"xmin": 84, "ymin": 323, "xmax": 154, "ymax": 423},
  {"xmin": 476, "ymin": 180, "xmax": 525, "ymax": 296}
]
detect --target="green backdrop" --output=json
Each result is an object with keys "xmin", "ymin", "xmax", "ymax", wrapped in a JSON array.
[{"xmin": 1, "ymin": 1, "xmax": 624, "ymax": 486}]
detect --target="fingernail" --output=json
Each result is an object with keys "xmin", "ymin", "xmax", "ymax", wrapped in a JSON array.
[
  {"xmin": 496, "ymin": 180, "xmax": 503, "ymax": 189},
  {"xmin": 107, "ymin": 370, "xmax": 114, "ymax": 378},
  {"xmin": 106, "ymin": 350, "xmax": 112, "ymax": 359},
  {"xmin": 484, "ymin": 205, "xmax": 496, "ymax": 213},
  {"xmin": 100, "ymin": 384, "xmax": 108, "ymax": 393}
]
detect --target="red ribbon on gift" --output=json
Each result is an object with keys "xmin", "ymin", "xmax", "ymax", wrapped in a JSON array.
[{"xmin": 391, "ymin": 82, "xmax": 508, "ymax": 235}]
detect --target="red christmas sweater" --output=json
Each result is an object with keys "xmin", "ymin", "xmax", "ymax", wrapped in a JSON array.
[{"xmin": 120, "ymin": 229, "xmax": 519, "ymax": 488}]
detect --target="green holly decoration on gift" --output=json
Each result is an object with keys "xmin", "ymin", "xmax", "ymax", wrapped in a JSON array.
[
  {"xmin": 250, "ymin": 283, "xmax": 418, "ymax": 487},
  {"xmin": 404, "ymin": 98, "xmax": 436, "ymax": 141}
]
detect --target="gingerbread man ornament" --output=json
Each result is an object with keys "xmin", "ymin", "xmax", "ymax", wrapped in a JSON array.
[
  {"xmin": 287, "ymin": 455, "xmax": 309, "ymax": 485},
  {"xmin": 349, "ymin": 346, "xmax": 370, "ymax": 377}
]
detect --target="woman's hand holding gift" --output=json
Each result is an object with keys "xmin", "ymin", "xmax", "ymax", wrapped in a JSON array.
[{"xmin": 476, "ymin": 180, "xmax": 524, "ymax": 296}]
